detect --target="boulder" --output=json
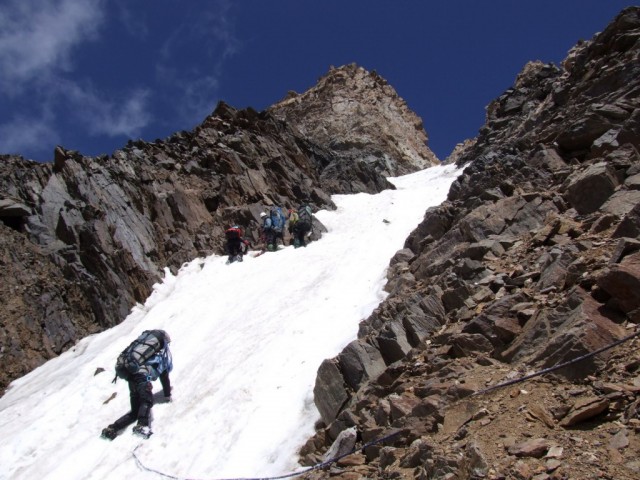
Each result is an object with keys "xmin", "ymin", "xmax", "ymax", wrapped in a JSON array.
[
  {"xmin": 314, "ymin": 359, "xmax": 350, "ymax": 426},
  {"xmin": 597, "ymin": 251, "xmax": 640, "ymax": 316},
  {"xmin": 564, "ymin": 162, "xmax": 619, "ymax": 214},
  {"xmin": 338, "ymin": 340, "xmax": 387, "ymax": 391},
  {"xmin": 376, "ymin": 322, "xmax": 412, "ymax": 364},
  {"xmin": 613, "ymin": 203, "xmax": 640, "ymax": 238}
]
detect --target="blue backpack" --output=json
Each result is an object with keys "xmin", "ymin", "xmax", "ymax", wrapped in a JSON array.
[
  {"xmin": 270, "ymin": 207, "xmax": 286, "ymax": 233},
  {"xmin": 146, "ymin": 347, "xmax": 173, "ymax": 380}
]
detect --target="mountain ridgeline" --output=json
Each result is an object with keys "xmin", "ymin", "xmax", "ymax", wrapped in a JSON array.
[{"xmin": 2, "ymin": 6, "xmax": 640, "ymax": 478}]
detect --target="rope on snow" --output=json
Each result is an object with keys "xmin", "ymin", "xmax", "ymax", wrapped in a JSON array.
[{"xmin": 132, "ymin": 429, "xmax": 401, "ymax": 480}]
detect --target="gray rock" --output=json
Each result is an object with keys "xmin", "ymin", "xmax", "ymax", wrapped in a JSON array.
[
  {"xmin": 564, "ymin": 162, "xmax": 619, "ymax": 214},
  {"xmin": 376, "ymin": 322, "xmax": 412, "ymax": 364},
  {"xmin": 323, "ymin": 426, "xmax": 357, "ymax": 461},
  {"xmin": 0, "ymin": 198, "xmax": 31, "ymax": 217},
  {"xmin": 313, "ymin": 359, "xmax": 349, "ymax": 426},
  {"xmin": 338, "ymin": 340, "xmax": 386, "ymax": 391}
]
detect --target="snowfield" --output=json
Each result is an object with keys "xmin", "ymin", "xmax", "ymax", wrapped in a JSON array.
[{"xmin": 0, "ymin": 163, "xmax": 463, "ymax": 480}]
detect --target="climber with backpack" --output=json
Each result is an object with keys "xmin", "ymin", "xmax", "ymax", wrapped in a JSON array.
[
  {"xmin": 260, "ymin": 207, "xmax": 286, "ymax": 251},
  {"xmin": 259, "ymin": 211, "xmax": 273, "ymax": 251},
  {"xmin": 225, "ymin": 225, "xmax": 249, "ymax": 263},
  {"xmin": 270, "ymin": 206, "xmax": 286, "ymax": 247},
  {"xmin": 101, "ymin": 329, "xmax": 173, "ymax": 440},
  {"xmin": 292, "ymin": 202, "xmax": 313, "ymax": 248},
  {"xmin": 286, "ymin": 207, "xmax": 298, "ymax": 245}
]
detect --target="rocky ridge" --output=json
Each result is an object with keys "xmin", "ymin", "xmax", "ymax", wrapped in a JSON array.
[
  {"xmin": 302, "ymin": 7, "xmax": 640, "ymax": 480},
  {"xmin": 0, "ymin": 68, "xmax": 436, "ymax": 392}
]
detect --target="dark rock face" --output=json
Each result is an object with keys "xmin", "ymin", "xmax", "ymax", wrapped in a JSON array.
[
  {"xmin": 0, "ymin": 67, "xmax": 436, "ymax": 393},
  {"xmin": 303, "ymin": 8, "xmax": 640, "ymax": 480}
]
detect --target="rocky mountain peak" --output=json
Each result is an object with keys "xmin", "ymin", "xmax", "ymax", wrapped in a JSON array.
[{"xmin": 269, "ymin": 63, "xmax": 439, "ymax": 176}]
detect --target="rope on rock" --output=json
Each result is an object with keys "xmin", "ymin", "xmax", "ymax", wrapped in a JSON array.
[
  {"xmin": 132, "ymin": 429, "xmax": 402, "ymax": 480},
  {"xmin": 473, "ymin": 327, "xmax": 640, "ymax": 396}
]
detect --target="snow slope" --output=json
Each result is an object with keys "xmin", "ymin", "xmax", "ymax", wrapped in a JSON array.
[{"xmin": 0, "ymin": 163, "xmax": 463, "ymax": 480}]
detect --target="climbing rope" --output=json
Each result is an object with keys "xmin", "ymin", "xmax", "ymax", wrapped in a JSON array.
[
  {"xmin": 473, "ymin": 326, "xmax": 640, "ymax": 396},
  {"xmin": 132, "ymin": 429, "xmax": 401, "ymax": 480}
]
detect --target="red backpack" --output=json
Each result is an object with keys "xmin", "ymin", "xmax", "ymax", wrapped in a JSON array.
[{"xmin": 225, "ymin": 226, "xmax": 243, "ymax": 240}]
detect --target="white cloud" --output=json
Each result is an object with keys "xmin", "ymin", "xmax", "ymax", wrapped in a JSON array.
[
  {"xmin": 0, "ymin": 0, "xmax": 241, "ymax": 158},
  {"xmin": 0, "ymin": 0, "xmax": 106, "ymax": 94},
  {"xmin": 88, "ymin": 91, "xmax": 151, "ymax": 138},
  {"xmin": 63, "ymin": 80, "xmax": 152, "ymax": 137},
  {"xmin": 113, "ymin": 0, "xmax": 149, "ymax": 40}
]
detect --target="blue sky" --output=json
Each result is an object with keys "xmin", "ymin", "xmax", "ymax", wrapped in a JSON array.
[{"xmin": 0, "ymin": 1, "xmax": 633, "ymax": 162}]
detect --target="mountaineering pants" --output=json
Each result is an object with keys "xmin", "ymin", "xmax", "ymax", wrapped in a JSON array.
[
  {"xmin": 110, "ymin": 368, "xmax": 171, "ymax": 430},
  {"xmin": 292, "ymin": 221, "xmax": 311, "ymax": 247},
  {"xmin": 111, "ymin": 371, "xmax": 153, "ymax": 429},
  {"xmin": 227, "ymin": 237, "xmax": 243, "ymax": 258},
  {"xmin": 263, "ymin": 228, "xmax": 278, "ymax": 249}
]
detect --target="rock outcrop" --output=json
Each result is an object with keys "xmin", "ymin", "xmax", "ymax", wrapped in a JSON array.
[
  {"xmin": 0, "ymin": 68, "xmax": 436, "ymax": 393},
  {"xmin": 269, "ymin": 63, "xmax": 439, "ymax": 176},
  {"xmin": 303, "ymin": 7, "xmax": 640, "ymax": 480}
]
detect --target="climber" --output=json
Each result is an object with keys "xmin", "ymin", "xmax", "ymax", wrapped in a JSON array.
[
  {"xmin": 260, "ymin": 211, "xmax": 273, "ymax": 250},
  {"xmin": 225, "ymin": 225, "xmax": 249, "ymax": 263},
  {"xmin": 286, "ymin": 207, "xmax": 298, "ymax": 244},
  {"xmin": 101, "ymin": 329, "xmax": 173, "ymax": 440},
  {"xmin": 270, "ymin": 206, "xmax": 287, "ymax": 247},
  {"xmin": 259, "ymin": 210, "xmax": 275, "ymax": 251},
  {"xmin": 291, "ymin": 202, "xmax": 313, "ymax": 248}
]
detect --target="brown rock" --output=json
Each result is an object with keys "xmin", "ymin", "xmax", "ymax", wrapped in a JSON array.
[
  {"xmin": 508, "ymin": 438, "xmax": 550, "ymax": 458},
  {"xmin": 389, "ymin": 395, "xmax": 420, "ymax": 422},
  {"xmin": 597, "ymin": 251, "xmax": 640, "ymax": 315},
  {"xmin": 511, "ymin": 459, "xmax": 534, "ymax": 479},
  {"xmin": 528, "ymin": 404, "xmax": 556, "ymax": 428},
  {"xmin": 560, "ymin": 397, "xmax": 610, "ymax": 426},
  {"xmin": 336, "ymin": 453, "xmax": 366, "ymax": 467},
  {"xmin": 502, "ymin": 288, "xmax": 626, "ymax": 380},
  {"xmin": 269, "ymin": 64, "xmax": 439, "ymax": 175}
]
